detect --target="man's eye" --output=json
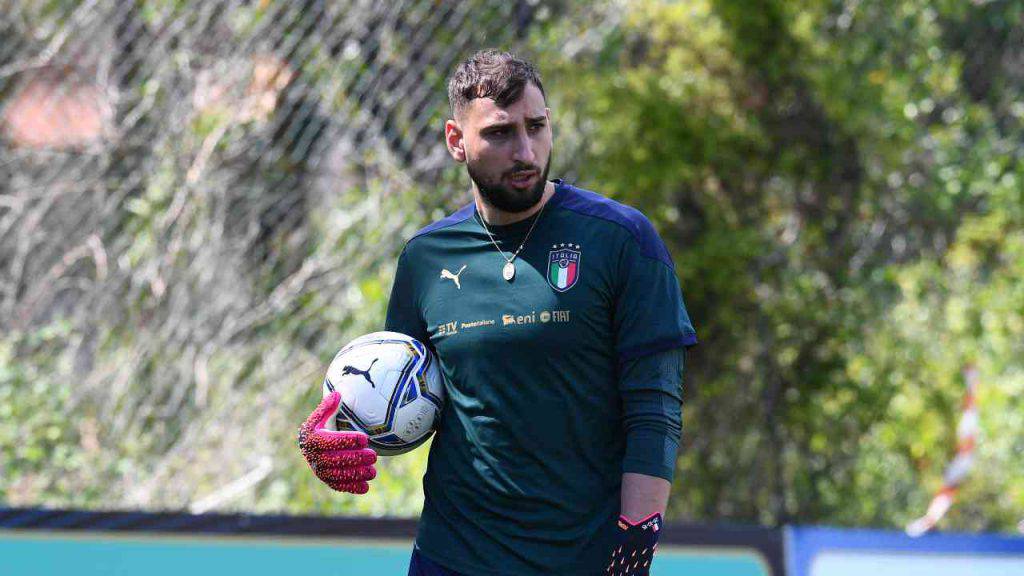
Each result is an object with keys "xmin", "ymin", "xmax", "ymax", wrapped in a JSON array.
[{"xmin": 529, "ymin": 123, "xmax": 545, "ymax": 132}]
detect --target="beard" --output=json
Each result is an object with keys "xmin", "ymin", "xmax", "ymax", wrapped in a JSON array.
[{"xmin": 467, "ymin": 155, "xmax": 551, "ymax": 214}]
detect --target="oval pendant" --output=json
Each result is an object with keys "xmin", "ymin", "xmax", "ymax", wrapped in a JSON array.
[{"xmin": 502, "ymin": 261, "xmax": 516, "ymax": 282}]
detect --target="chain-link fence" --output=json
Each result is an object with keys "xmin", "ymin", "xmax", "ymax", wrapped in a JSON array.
[{"xmin": 0, "ymin": 0, "xmax": 581, "ymax": 513}]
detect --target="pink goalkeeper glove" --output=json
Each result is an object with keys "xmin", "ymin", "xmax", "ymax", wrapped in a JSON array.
[{"xmin": 298, "ymin": 391, "xmax": 378, "ymax": 494}]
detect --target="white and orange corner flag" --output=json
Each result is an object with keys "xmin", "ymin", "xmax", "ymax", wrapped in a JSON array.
[{"xmin": 905, "ymin": 365, "xmax": 980, "ymax": 537}]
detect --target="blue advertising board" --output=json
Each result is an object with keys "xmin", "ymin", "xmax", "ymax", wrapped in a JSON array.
[{"xmin": 786, "ymin": 526, "xmax": 1024, "ymax": 576}]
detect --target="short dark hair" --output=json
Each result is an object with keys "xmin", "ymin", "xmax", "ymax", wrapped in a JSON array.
[{"xmin": 447, "ymin": 49, "xmax": 546, "ymax": 119}]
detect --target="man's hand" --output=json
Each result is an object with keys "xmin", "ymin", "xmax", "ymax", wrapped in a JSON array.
[
  {"xmin": 298, "ymin": 391, "xmax": 378, "ymax": 494},
  {"xmin": 605, "ymin": 513, "xmax": 662, "ymax": 575}
]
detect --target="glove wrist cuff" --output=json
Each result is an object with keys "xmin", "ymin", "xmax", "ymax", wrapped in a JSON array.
[{"xmin": 618, "ymin": 512, "xmax": 662, "ymax": 529}]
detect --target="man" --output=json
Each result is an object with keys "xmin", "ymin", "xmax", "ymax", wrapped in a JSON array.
[{"xmin": 299, "ymin": 50, "xmax": 697, "ymax": 575}]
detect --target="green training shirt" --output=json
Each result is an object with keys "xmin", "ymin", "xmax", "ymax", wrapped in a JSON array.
[{"xmin": 385, "ymin": 180, "xmax": 697, "ymax": 575}]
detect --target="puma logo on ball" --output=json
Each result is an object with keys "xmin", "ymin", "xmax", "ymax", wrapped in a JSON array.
[{"xmin": 342, "ymin": 358, "xmax": 378, "ymax": 387}]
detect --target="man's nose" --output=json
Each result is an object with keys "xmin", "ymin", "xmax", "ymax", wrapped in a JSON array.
[{"xmin": 511, "ymin": 130, "xmax": 536, "ymax": 165}]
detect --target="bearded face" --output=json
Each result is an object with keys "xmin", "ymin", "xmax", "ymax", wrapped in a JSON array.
[
  {"xmin": 447, "ymin": 82, "xmax": 553, "ymax": 216},
  {"xmin": 466, "ymin": 154, "xmax": 551, "ymax": 214}
]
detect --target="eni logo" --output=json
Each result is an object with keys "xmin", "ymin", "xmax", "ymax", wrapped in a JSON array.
[
  {"xmin": 504, "ymin": 310, "xmax": 570, "ymax": 326},
  {"xmin": 440, "ymin": 265, "xmax": 467, "ymax": 289}
]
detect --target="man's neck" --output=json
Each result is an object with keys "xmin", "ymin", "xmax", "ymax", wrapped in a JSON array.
[{"xmin": 474, "ymin": 181, "xmax": 556, "ymax": 226}]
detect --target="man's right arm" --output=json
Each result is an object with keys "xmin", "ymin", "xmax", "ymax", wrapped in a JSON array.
[
  {"xmin": 384, "ymin": 245, "xmax": 430, "ymax": 342},
  {"xmin": 298, "ymin": 246, "xmax": 424, "ymax": 494}
]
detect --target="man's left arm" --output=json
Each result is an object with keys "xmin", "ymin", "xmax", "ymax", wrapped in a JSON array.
[
  {"xmin": 620, "ymin": 347, "xmax": 685, "ymax": 518},
  {"xmin": 609, "ymin": 218, "xmax": 696, "ymax": 575},
  {"xmin": 607, "ymin": 347, "xmax": 685, "ymax": 575}
]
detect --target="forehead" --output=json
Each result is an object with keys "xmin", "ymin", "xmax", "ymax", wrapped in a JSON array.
[{"xmin": 462, "ymin": 83, "xmax": 547, "ymax": 126}]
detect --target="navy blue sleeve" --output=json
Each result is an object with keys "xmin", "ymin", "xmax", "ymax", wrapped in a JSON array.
[
  {"xmin": 612, "ymin": 220, "xmax": 697, "ymax": 364},
  {"xmin": 620, "ymin": 347, "xmax": 685, "ymax": 481},
  {"xmin": 384, "ymin": 245, "xmax": 430, "ymax": 345}
]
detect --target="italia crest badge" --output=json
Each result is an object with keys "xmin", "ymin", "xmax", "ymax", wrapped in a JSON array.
[{"xmin": 548, "ymin": 244, "xmax": 581, "ymax": 292}]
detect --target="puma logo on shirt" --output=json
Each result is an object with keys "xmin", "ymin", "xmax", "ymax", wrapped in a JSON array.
[{"xmin": 440, "ymin": 265, "xmax": 467, "ymax": 289}]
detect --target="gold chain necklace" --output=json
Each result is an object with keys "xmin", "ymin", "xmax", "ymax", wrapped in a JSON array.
[{"xmin": 478, "ymin": 198, "xmax": 547, "ymax": 282}]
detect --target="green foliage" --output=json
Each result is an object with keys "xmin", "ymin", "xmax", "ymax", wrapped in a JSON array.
[{"xmin": 0, "ymin": 322, "xmax": 107, "ymax": 507}]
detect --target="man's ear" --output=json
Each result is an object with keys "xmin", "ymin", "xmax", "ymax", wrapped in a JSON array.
[{"xmin": 445, "ymin": 119, "xmax": 466, "ymax": 163}]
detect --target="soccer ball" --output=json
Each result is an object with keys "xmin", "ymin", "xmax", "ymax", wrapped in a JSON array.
[{"xmin": 322, "ymin": 331, "xmax": 444, "ymax": 455}]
